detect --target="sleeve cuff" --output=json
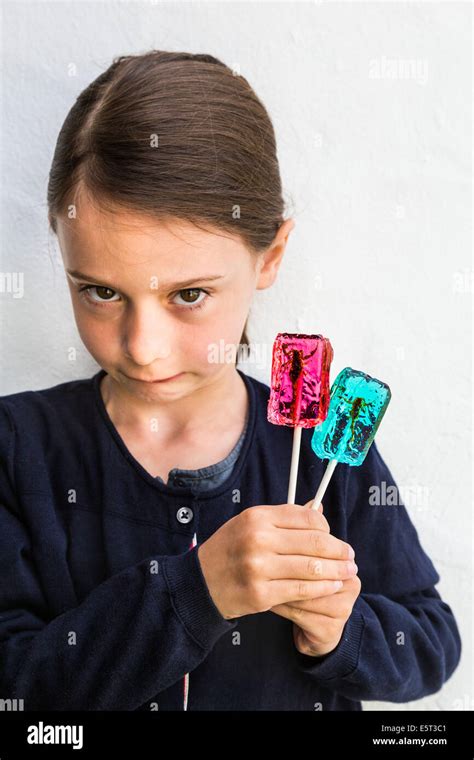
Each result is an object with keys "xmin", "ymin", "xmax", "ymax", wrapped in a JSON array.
[
  {"xmin": 294, "ymin": 604, "xmax": 365, "ymax": 681},
  {"xmin": 162, "ymin": 544, "xmax": 237, "ymax": 651}
]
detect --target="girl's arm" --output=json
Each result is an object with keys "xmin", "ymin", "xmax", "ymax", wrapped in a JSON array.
[
  {"xmin": 0, "ymin": 507, "xmax": 235, "ymax": 710},
  {"xmin": 295, "ymin": 585, "xmax": 460, "ymax": 702},
  {"xmin": 294, "ymin": 442, "xmax": 462, "ymax": 703},
  {"xmin": 0, "ymin": 402, "xmax": 236, "ymax": 710}
]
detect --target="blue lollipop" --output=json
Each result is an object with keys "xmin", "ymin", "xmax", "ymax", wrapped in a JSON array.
[{"xmin": 310, "ymin": 367, "xmax": 391, "ymax": 508}]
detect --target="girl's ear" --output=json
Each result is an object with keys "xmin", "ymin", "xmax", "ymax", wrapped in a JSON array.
[
  {"xmin": 281, "ymin": 217, "xmax": 296, "ymax": 242},
  {"xmin": 256, "ymin": 217, "xmax": 295, "ymax": 290}
]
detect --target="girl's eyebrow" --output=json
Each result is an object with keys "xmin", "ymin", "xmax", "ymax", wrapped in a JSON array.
[{"xmin": 66, "ymin": 269, "xmax": 225, "ymax": 291}]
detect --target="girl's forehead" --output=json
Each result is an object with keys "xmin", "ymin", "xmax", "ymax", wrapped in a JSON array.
[
  {"xmin": 57, "ymin": 209, "xmax": 254, "ymax": 289},
  {"xmin": 57, "ymin": 198, "xmax": 247, "ymax": 258},
  {"xmin": 59, "ymin": 205, "xmax": 209, "ymax": 244}
]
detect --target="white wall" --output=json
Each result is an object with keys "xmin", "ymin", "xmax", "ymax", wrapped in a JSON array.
[{"xmin": 1, "ymin": 0, "xmax": 472, "ymax": 711}]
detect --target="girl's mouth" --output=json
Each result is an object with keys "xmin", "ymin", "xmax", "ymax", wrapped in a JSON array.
[{"xmin": 125, "ymin": 372, "xmax": 185, "ymax": 384}]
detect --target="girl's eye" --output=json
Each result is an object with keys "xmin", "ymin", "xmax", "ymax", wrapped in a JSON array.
[
  {"xmin": 171, "ymin": 288, "xmax": 209, "ymax": 311},
  {"xmin": 78, "ymin": 285, "xmax": 121, "ymax": 303},
  {"xmin": 77, "ymin": 284, "xmax": 209, "ymax": 311}
]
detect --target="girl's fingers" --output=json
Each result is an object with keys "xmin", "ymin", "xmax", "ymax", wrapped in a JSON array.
[
  {"xmin": 273, "ymin": 527, "xmax": 354, "ymax": 561},
  {"xmin": 282, "ymin": 599, "xmax": 335, "ymax": 614},
  {"xmin": 286, "ymin": 576, "xmax": 361, "ymax": 616},
  {"xmin": 267, "ymin": 554, "xmax": 358, "ymax": 583},
  {"xmin": 303, "ymin": 499, "xmax": 323, "ymax": 513},
  {"xmin": 267, "ymin": 578, "xmax": 344, "ymax": 607},
  {"xmin": 267, "ymin": 503, "xmax": 330, "ymax": 533},
  {"xmin": 310, "ymin": 575, "xmax": 361, "ymax": 611}
]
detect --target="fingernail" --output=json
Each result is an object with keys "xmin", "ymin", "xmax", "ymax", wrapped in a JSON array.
[
  {"xmin": 347, "ymin": 545, "xmax": 355, "ymax": 560},
  {"xmin": 334, "ymin": 580, "xmax": 343, "ymax": 589},
  {"xmin": 347, "ymin": 561, "xmax": 358, "ymax": 574}
]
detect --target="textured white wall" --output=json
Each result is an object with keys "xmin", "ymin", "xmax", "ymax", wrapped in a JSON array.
[{"xmin": 1, "ymin": 1, "xmax": 472, "ymax": 711}]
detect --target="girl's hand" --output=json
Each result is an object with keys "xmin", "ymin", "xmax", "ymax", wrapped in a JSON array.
[
  {"xmin": 269, "ymin": 501, "xmax": 361, "ymax": 657},
  {"xmin": 270, "ymin": 574, "xmax": 361, "ymax": 657},
  {"xmin": 197, "ymin": 500, "xmax": 356, "ymax": 620}
]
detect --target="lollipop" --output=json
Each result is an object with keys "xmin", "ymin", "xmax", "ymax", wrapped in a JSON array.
[
  {"xmin": 267, "ymin": 333, "xmax": 333, "ymax": 503},
  {"xmin": 310, "ymin": 367, "xmax": 391, "ymax": 509}
]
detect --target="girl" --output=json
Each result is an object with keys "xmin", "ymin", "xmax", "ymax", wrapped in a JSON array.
[{"xmin": 0, "ymin": 50, "xmax": 460, "ymax": 711}]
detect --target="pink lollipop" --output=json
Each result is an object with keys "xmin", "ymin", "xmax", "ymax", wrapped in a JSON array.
[{"xmin": 267, "ymin": 333, "xmax": 334, "ymax": 502}]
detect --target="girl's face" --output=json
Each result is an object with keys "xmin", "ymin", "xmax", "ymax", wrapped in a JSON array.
[{"xmin": 56, "ymin": 195, "xmax": 292, "ymax": 402}]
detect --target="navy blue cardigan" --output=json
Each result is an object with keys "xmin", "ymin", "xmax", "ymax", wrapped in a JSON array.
[{"xmin": 0, "ymin": 369, "xmax": 461, "ymax": 710}]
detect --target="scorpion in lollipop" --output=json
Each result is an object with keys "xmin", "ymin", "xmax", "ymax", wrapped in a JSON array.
[{"xmin": 279, "ymin": 340, "xmax": 322, "ymax": 422}]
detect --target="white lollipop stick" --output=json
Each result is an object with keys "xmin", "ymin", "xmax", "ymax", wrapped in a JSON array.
[
  {"xmin": 287, "ymin": 427, "xmax": 302, "ymax": 504},
  {"xmin": 311, "ymin": 459, "xmax": 338, "ymax": 510}
]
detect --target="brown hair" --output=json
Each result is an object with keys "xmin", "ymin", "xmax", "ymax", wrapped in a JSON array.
[{"xmin": 47, "ymin": 50, "xmax": 287, "ymax": 351}]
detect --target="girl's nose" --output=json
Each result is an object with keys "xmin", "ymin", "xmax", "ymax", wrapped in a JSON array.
[{"xmin": 122, "ymin": 302, "xmax": 172, "ymax": 365}]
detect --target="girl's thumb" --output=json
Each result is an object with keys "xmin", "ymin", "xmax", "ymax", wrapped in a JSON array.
[{"xmin": 303, "ymin": 499, "xmax": 323, "ymax": 512}]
